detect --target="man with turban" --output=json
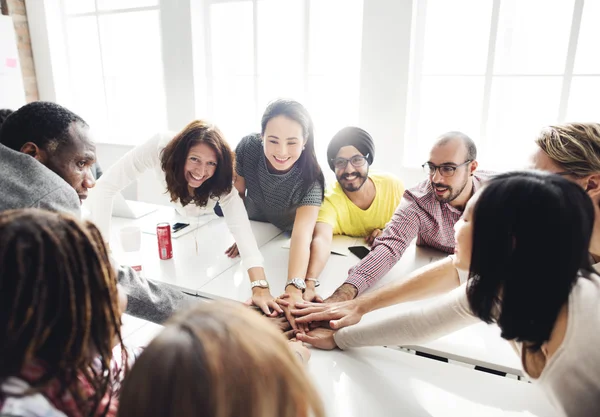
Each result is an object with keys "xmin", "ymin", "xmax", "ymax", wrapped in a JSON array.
[
  {"xmin": 301, "ymin": 127, "xmax": 404, "ymax": 302},
  {"xmin": 296, "ymin": 131, "xmax": 491, "ymax": 309}
]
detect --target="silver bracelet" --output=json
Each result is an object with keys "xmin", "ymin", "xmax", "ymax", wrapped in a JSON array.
[{"xmin": 306, "ymin": 278, "xmax": 320, "ymax": 287}]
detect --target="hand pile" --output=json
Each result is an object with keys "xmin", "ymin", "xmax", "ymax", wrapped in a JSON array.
[{"xmin": 250, "ymin": 292, "xmax": 367, "ymax": 351}]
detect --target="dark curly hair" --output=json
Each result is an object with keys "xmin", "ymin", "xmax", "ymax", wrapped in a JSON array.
[
  {"xmin": 0, "ymin": 101, "xmax": 87, "ymax": 153},
  {"xmin": 161, "ymin": 120, "xmax": 234, "ymax": 207},
  {"xmin": 0, "ymin": 209, "xmax": 126, "ymax": 417}
]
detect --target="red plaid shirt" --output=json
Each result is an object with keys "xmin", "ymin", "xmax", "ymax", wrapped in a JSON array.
[{"xmin": 346, "ymin": 172, "xmax": 493, "ymax": 295}]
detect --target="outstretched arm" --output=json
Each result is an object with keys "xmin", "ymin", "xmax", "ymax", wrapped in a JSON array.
[
  {"xmin": 297, "ymin": 283, "xmax": 478, "ymax": 350},
  {"xmin": 293, "ymin": 256, "xmax": 463, "ymax": 329}
]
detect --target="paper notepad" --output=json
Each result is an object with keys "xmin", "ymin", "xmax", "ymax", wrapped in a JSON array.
[{"xmin": 282, "ymin": 234, "xmax": 368, "ymax": 256}]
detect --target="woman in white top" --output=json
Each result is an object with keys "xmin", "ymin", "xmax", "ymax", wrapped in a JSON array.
[
  {"xmin": 298, "ymin": 171, "xmax": 600, "ymax": 417},
  {"xmin": 88, "ymin": 120, "xmax": 283, "ymax": 316}
]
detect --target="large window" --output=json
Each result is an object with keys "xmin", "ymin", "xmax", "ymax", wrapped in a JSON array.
[
  {"xmin": 404, "ymin": 0, "xmax": 600, "ymax": 170},
  {"xmin": 193, "ymin": 0, "xmax": 364, "ymax": 162},
  {"xmin": 61, "ymin": 0, "xmax": 167, "ymax": 143}
]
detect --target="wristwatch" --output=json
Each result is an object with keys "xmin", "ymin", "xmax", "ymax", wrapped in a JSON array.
[
  {"xmin": 285, "ymin": 277, "xmax": 306, "ymax": 293},
  {"xmin": 306, "ymin": 278, "xmax": 320, "ymax": 287},
  {"xmin": 250, "ymin": 280, "xmax": 269, "ymax": 289}
]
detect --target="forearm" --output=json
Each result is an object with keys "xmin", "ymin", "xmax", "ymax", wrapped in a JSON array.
[
  {"xmin": 345, "ymin": 230, "xmax": 415, "ymax": 296},
  {"xmin": 326, "ymin": 283, "xmax": 358, "ymax": 302},
  {"xmin": 345, "ymin": 204, "xmax": 420, "ymax": 295},
  {"xmin": 358, "ymin": 256, "xmax": 460, "ymax": 314},
  {"xmin": 221, "ymin": 191, "xmax": 264, "ymax": 270},
  {"xmin": 305, "ymin": 233, "xmax": 332, "ymax": 280},
  {"xmin": 288, "ymin": 231, "xmax": 312, "ymax": 280},
  {"xmin": 248, "ymin": 266, "xmax": 267, "ymax": 282},
  {"xmin": 334, "ymin": 284, "xmax": 478, "ymax": 350}
]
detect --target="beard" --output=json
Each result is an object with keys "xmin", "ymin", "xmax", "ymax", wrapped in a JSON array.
[
  {"xmin": 338, "ymin": 170, "xmax": 368, "ymax": 192},
  {"xmin": 431, "ymin": 176, "xmax": 468, "ymax": 203}
]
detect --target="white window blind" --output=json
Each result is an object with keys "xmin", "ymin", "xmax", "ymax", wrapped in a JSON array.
[
  {"xmin": 405, "ymin": 0, "xmax": 600, "ymax": 171},
  {"xmin": 61, "ymin": 0, "xmax": 167, "ymax": 143},
  {"xmin": 193, "ymin": 0, "xmax": 364, "ymax": 166}
]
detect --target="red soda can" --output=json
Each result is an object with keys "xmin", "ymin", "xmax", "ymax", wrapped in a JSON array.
[{"xmin": 156, "ymin": 222, "xmax": 173, "ymax": 260}]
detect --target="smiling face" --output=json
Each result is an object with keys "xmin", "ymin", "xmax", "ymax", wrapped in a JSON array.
[
  {"xmin": 262, "ymin": 115, "xmax": 306, "ymax": 173},
  {"xmin": 335, "ymin": 145, "xmax": 369, "ymax": 192},
  {"xmin": 42, "ymin": 123, "xmax": 97, "ymax": 203},
  {"xmin": 427, "ymin": 139, "xmax": 473, "ymax": 204},
  {"xmin": 183, "ymin": 143, "xmax": 218, "ymax": 191},
  {"xmin": 452, "ymin": 190, "xmax": 480, "ymax": 270}
]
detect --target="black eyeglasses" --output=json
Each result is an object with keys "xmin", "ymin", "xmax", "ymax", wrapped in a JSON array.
[
  {"xmin": 332, "ymin": 154, "xmax": 370, "ymax": 170},
  {"xmin": 422, "ymin": 160, "xmax": 472, "ymax": 177}
]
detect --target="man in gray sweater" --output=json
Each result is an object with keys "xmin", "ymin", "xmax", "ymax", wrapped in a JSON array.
[{"xmin": 0, "ymin": 101, "xmax": 197, "ymax": 323}]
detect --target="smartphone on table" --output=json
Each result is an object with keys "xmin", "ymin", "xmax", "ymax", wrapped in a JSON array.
[
  {"xmin": 348, "ymin": 245, "xmax": 370, "ymax": 259},
  {"xmin": 172, "ymin": 222, "xmax": 190, "ymax": 233}
]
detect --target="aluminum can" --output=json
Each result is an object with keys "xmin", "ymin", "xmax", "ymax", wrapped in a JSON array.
[{"xmin": 156, "ymin": 222, "xmax": 173, "ymax": 260}]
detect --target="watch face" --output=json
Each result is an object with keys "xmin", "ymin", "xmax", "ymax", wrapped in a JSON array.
[
  {"xmin": 259, "ymin": 280, "xmax": 268, "ymax": 287},
  {"xmin": 293, "ymin": 278, "xmax": 306, "ymax": 289}
]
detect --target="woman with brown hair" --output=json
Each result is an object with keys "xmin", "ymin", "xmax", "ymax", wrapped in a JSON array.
[
  {"xmin": 0, "ymin": 209, "xmax": 128, "ymax": 417},
  {"xmin": 117, "ymin": 301, "xmax": 325, "ymax": 417},
  {"xmin": 88, "ymin": 121, "xmax": 282, "ymax": 316}
]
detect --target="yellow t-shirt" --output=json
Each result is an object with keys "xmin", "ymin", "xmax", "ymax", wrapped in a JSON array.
[{"xmin": 317, "ymin": 172, "xmax": 404, "ymax": 237}]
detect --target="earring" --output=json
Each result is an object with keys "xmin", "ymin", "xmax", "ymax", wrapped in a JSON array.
[{"xmin": 303, "ymin": 146, "xmax": 305, "ymax": 150}]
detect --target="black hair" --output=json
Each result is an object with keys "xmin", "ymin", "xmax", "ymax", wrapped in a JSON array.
[
  {"xmin": 467, "ymin": 170, "xmax": 594, "ymax": 351},
  {"xmin": 261, "ymin": 99, "xmax": 325, "ymax": 201},
  {"xmin": 0, "ymin": 101, "xmax": 87, "ymax": 153},
  {"xmin": 0, "ymin": 109, "xmax": 13, "ymax": 127}
]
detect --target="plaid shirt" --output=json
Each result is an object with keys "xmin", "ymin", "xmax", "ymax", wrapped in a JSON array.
[{"xmin": 346, "ymin": 172, "xmax": 493, "ymax": 295}]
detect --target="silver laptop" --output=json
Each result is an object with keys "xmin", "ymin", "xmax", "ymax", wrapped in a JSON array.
[{"xmin": 112, "ymin": 193, "xmax": 158, "ymax": 219}]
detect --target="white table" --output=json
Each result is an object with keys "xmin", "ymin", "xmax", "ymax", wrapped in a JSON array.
[
  {"xmin": 111, "ymin": 205, "xmax": 522, "ymax": 375},
  {"xmin": 109, "ymin": 206, "xmax": 283, "ymax": 291},
  {"xmin": 199, "ymin": 233, "xmax": 523, "ymax": 376},
  {"xmin": 119, "ymin": 317, "xmax": 556, "ymax": 416}
]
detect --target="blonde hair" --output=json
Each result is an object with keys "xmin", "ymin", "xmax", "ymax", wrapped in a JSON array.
[
  {"xmin": 118, "ymin": 301, "xmax": 325, "ymax": 417},
  {"xmin": 535, "ymin": 122, "xmax": 600, "ymax": 177}
]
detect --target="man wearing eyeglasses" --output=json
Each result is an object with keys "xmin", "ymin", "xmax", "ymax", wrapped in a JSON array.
[
  {"xmin": 311, "ymin": 131, "xmax": 491, "ymax": 304},
  {"xmin": 302, "ymin": 127, "xmax": 404, "ymax": 301}
]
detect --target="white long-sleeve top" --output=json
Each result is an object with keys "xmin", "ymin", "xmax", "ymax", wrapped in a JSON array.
[
  {"xmin": 87, "ymin": 132, "xmax": 264, "ymax": 270},
  {"xmin": 334, "ymin": 270, "xmax": 600, "ymax": 417}
]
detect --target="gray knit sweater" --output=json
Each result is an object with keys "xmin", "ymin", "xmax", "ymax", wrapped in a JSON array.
[{"xmin": 0, "ymin": 143, "xmax": 197, "ymax": 323}]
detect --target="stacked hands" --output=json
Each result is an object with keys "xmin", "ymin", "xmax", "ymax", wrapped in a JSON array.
[{"xmin": 249, "ymin": 289, "xmax": 366, "ymax": 352}]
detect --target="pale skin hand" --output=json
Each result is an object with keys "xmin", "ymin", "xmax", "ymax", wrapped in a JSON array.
[
  {"xmin": 225, "ymin": 242, "xmax": 239, "ymax": 258},
  {"xmin": 245, "ymin": 287, "xmax": 286, "ymax": 317},
  {"xmin": 296, "ymin": 327, "xmax": 338, "ymax": 350},
  {"xmin": 365, "ymin": 228, "xmax": 382, "ymax": 246},
  {"xmin": 293, "ymin": 256, "xmax": 460, "ymax": 329},
  {"xmin": 293, "ymin": 299, "xmax": 365, "ymax": 330},
  {"xmin": 278, "ymin": 287, "xmax": 309, "ymax": 333}
]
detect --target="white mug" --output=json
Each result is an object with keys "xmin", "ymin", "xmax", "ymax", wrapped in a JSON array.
[{"xmin": 119, "ymin": 226, "xmax": 141, "ymax": 252}]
